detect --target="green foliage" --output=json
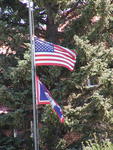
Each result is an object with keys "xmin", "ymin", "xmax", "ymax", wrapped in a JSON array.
[
  {"xmin": 0, "ymin": 0, "xmax": 113, "ymax": 149},
  {"xmin": 39, "ymin": 106, "xmax": 67, "ymax": 150},
  {"xmin": 0, "ymin": 1, "xmax": 32, "ymax": 149},
  {"xmin": 82, "ymin": 133, "xmax": 113, "ymax": 150},
  {"xmin": 0, "ymin": 136, "xmax": 33, "ymax": 150}
]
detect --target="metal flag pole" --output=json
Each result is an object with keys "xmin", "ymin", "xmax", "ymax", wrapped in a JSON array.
[{"xmin": 28, "ymin": 0, "xmax": 39, "ymax": 150}]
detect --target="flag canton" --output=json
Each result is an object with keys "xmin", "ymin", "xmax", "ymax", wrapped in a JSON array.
[
  {"xmin": 40, "ymin": 82, "xmax": 49, "ymax": 101},
  {"xmin": 35, "ymin": 38, "xmax": 54, "ymax": 52}
]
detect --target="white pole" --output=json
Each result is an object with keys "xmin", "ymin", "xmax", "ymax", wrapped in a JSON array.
[{"xmin": 28, "ymin": 0, "xmax": 39, "ymax": 150}]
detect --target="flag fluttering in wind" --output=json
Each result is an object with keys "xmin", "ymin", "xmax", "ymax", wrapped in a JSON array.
[
  {"xmin": 45, "ymin": 92, "xmax": 64, "ymax": 123},
  {"xmin": 35, "ymin": 75, "xmax": 64, "ymax": 123},
  {"xmin": 19, "ymin": 0, "xmax": 28, "ymax": 4},
  {"xmin": 34, "ymin": 37, "xmax": 76, "ymax": 71},
  {"xmin": 35, "ymin": 75, "xmax": 50, "ymax": 104}
]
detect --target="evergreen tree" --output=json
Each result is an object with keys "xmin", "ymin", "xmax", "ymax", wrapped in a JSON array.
[
  {"xmin": 0, "ymin": 0, "xmax": 113, "ymax": 150},
  {"xmin": 0, "ymin": 1, "xmax": 33, "ymax": 149},
  {"xmin": 37, "ymin": 0, "xmax": 113, "ymax": 149},
  {"xmin": 63, "ymin": 0, "xmax": 113, "ymax": 149}
]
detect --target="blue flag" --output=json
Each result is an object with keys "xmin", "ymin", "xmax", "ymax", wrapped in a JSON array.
[
  {"xmin": 36, "ymin": 75, "xmax": 64, "ymax": 123},
  {"xmin": 36, "ymin": 75, "xmax": 50, "ymax": 104},
  {"xmin": 45, "ymin": 92, "xmax": 64, "ymax": 123}
]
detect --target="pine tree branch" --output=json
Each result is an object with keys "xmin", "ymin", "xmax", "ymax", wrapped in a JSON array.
[
  {"xmin": 56, "ymin": 0, "xmax": 87, "ymax": 26},
  {"xmin": 74, "ymin": 84, "xmax": 103, "ymax": 107}
]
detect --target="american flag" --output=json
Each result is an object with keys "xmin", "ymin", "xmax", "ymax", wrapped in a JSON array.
[{"xmin": 34, "ymin": 38, "xmax": 76, "ymax": 71}]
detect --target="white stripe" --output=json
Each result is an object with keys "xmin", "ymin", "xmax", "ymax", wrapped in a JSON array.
[
  {"xmin": 35, "ymin": 56, "xmax": 75, "ymax": 66},
  {"xmin": 35, "ymin": 52, "xmax": 76, "ymax": 62},
  {"xmin": 35, "ymin": 60, "xmax": 74, "ymax": 70},
  {"xmin": 35, "ymin": 54, "xmax": 76, "ymax": 63},
  {"xmin": 54, "ymin": 49, "xmax": 73, "ymax": 58},
  {"xmin": 35, "ymin": 49, "xmax": 76, "ymax": 59},
  {"xmin": 54, "ymin": 45, "xmax": 76, "ymax": 57},
  {"xmin": 39, "ymin": 99, "xmax": 50, "ymax": 103}
]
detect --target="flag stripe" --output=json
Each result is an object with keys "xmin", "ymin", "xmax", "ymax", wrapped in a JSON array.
[
  {"xmin": 55, "ymin": 49, "xmax": 73, "ymax": 58},
  {"xmin": 35, "ymin": 61, "xmax": 74, "ymax": 71},
  {"xmin": 34, "ymin": 38, "xmax": 76, "ymax": 71},
  {"xmin": 54, "ymin": 44, "xmax": 76, "ymax": 58},
  {"xmin": 35, "ymin": 57, "xmax": 75, "ymax": 66},
  {"xmin": 35, "ymin": 53, "xmax": 76, "ymax": 63}
]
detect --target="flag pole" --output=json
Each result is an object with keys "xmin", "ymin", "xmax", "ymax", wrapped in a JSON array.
[{"xmin": 28, "ymin": 0, "xmax": 39, "ymax": 150}]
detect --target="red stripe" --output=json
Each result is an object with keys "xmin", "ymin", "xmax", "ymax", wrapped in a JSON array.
[
  {"xmin": 54, "ymin": 44, "xmax": 75, "ymax": 57},
  {"xmin": 38, "ymin": 101, "xmax": 50, "ymax": 104},
  {"xmin": 35, "ymin": 54, "xmax": 76, "ymax": 63},
  {"xmin": 35, "ymin": 58, "xmax": 74, "ymax": 67},
  {"xmin": 35, "ymin": 76, "xmax": 39, "ymax": 105},
  {"xmin": 35, "ymin": 50, "xmax": 76, "ymax": 60},
  {"xmin": 35, "ymin": 63, "xmax": 74, "ymax": 71},
  {"xmin": 55, "ymin": 49, "xmax": 73, "ymax": 58}
]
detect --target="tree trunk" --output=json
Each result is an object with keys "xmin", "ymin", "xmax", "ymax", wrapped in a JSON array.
[{"xmin": 46, "ymin": 5, "xmax": 58, "ymax": 43}]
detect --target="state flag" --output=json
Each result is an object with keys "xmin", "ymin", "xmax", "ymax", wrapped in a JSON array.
[{"xmin": 35, "ymin": 75, "xmax": 64, "ymax": 123}]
